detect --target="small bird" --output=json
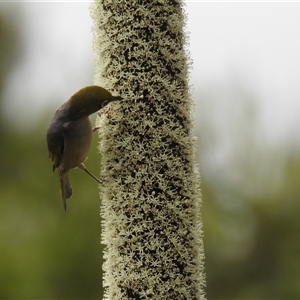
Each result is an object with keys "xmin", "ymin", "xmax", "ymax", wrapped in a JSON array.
[{"xmin": 47, "ymin": 86, "xmax": 122, "ymax": 211}]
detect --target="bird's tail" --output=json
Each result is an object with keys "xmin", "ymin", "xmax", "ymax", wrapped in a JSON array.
[{"xmin": 59, "ymin": 172, "xmax": 72, "ymax": 211}]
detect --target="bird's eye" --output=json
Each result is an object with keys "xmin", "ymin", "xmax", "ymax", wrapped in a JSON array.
[{"xmin": 101, "ymin": 99, "xmax": 110, "ymax": 108}]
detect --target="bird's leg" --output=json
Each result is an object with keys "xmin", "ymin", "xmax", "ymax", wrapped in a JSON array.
[{"xmin": 78, "ymin": 163, "xmax": 102, "ymax": 184}]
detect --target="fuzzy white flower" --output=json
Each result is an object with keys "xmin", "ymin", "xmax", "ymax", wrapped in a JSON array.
[{"xmin": 91, "ymin": 0, "xmax": 205, "ymax": 299}]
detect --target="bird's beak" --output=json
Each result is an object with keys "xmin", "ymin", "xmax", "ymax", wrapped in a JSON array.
[{"xmin": 111, "ymin": 95, "xmax": 123, "ymax": 101}]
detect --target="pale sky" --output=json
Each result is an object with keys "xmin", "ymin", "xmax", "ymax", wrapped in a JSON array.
[{"xmin": 2, "ymin": 2, "xmax": 300, "ymax": 148}]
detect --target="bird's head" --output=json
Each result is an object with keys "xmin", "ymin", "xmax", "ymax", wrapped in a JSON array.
[{"xmin": 66, "ymin": 86, "xmax": 123, "ymax": 119}]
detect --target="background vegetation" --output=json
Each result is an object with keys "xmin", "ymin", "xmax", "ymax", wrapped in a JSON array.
[{"xmin": 1, "ymin": 5, "xmax": 300, "ymax": 300}]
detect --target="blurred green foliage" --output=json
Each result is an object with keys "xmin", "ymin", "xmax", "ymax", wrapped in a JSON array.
[
  {"xmin": 197, "ymin": 86, "xmax": 300, "ymax": 299},
  {"xmin": 0, "ymin": 10, "xmax": 105, "ymax": 299},
  {"xmin": 202, "ymin": 157, "xmax": 300, "ymax": 300},
  {"xmin": 0, "ymin": 114, "xmax": 105, "ymax": 298},
  {"xmin": 0, "ymin": 117, "xmax": 105, "ymax": 298},
  {"xmin": 1, "ymin": 6, "xmax": 300, "ymax": 300}
]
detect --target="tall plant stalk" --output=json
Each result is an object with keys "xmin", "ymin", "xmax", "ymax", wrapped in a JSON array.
[{"xmin": 90, "ymin": 1, "xmax": 205, "ymax": 299}]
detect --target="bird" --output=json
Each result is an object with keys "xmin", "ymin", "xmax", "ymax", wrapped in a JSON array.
[{"xmin": 46, "ymin": 85, "xmax": 122, "ymax": 211}]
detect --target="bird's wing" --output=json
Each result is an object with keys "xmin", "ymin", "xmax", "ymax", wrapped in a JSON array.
[{"xmin": 46, "ymin": 128, "xmax": 65, "ymax": 172}]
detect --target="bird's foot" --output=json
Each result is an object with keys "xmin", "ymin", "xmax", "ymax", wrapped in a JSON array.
[{"xmin": 79, "ymin": 163, "xmax": 102, "ymax": 184}]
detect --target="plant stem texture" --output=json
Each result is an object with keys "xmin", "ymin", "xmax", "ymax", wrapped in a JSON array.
[{"xmin": 90, "ymin": 1, "xmax": 205, "ymax": 299}]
